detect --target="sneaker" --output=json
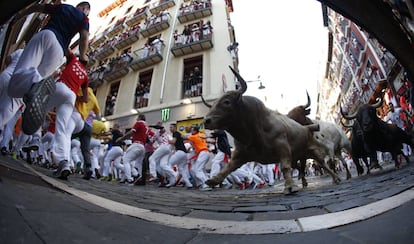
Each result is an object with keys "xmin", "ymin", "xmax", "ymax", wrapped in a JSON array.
[
  {"xmin": 22, "ymin": 139, "xmax": 40, "ymax": 152},
  {"xmin": 75, "ymin": 162, "xmax": 82, "ymax": 174},
  {"xmin": 99, "ymin": 176, "xmax": 110, "ymax": 181},
  {"xmin": 257, "ymin": 182, "xmax": 266, "ymax": 189},
  {"xmin": 21, "ymin": 76, "xmax": 56, "ymax": 135},
  {"xmin": 1, "ymin": 146, "xmax": 7, "ymax": 156},
  {"xmin": 53, "ymin": 160, "xmax": 71, "ymax": 180},
  {"xmin": 199, "ymin": 184, "xmax": 212, "ymax": 191},
  {"xmin": 82, "ymin": 168, "xmax": 92, "ymax": 180}
]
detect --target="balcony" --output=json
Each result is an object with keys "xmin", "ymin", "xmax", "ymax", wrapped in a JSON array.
[
  {"xmin": 171, "ymin": 37, "xmax": 213, "ymax": 57},
  {"xmin": 178, "ymin": 5, "xmax": 212, "ymax": 24},
  {"xmin": 141, "ymin": 19, "xmax": 170, "ymax": 37},
  {"xmin": 103, "ymin": 61, "xmax": 131, "ymax": 82},
  {"xmin": 106, "ymin": 18, "xmax": 126, "ymax": 38},
  {"xmin": 126, "ymin": 8, "xmax": 148, "ymax": 27},
  {"xmin": 95, "ymin": 46, "xmax": 116, "ymax": 61},
  {"xmin": 115, "ymin": 30, "xmax": 140, "ymax": 50},
  {"xmin": 90, "ymin": 34, "xmax": 107, "ymax": 49},
  {"xmin": 130, "ymin": 46, "xmax": 164, "ymax": 71},
  {"xmin": 149, "ymin": 0, "xmax": 176, "ymax": 15}
]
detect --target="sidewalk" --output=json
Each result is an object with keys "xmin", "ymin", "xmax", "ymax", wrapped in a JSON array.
[{"xmin": 1, "ymin": 155, "xmax": 414, "ymax": 243}]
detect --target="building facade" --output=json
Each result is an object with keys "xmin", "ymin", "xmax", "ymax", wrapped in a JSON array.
[
  {"xmin": 316, "ymin": 6, "xmax": 410, "ymax": 125},
  {"xmin": 86, "ymin": 0, "xmax": 237, "ymax": 131}
]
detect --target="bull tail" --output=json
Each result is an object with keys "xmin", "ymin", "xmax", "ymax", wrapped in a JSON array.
[{"xmin": 305, "ymin": 124, "xmax": 319, "ymax": 132}]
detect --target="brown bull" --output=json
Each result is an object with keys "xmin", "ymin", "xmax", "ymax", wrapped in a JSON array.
[{"xmin": 203, "ymin": 66, "xmax": 340, "ymax": 194}]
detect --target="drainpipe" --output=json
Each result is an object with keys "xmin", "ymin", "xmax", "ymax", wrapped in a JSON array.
[{"xmin": 160, "ymin": 0, "xmax": 181, "ymax": 104}]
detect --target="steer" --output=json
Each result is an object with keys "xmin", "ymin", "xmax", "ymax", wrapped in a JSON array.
[
  {"xmin": 203, "ymin": 66, "xmax": 341, "ymax": 194},
  {"xmin": 287, "ymin": 94, "xmax": 353, "ymax": 181},
  {"xmin": 341, "ymin": 100, "xmax": 414, "ymax": 172}
]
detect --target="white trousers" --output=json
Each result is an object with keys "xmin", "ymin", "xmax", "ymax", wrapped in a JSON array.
[
  {"xmin": 210, "ymin": 151, "xmax": 227, "ymax": 178},
  {"xmin": 169, "ymin": 150, "xmax": 192, "ymax": 187},
  {"xmin": 71, "ymin": 139, "xmax": 82, "ymax": 165},
  {"xmin": 103, "ymin": 146, "xmax": 123, "ymax": 177},
  {"xmin": 9, "ymin": 30, "xmax": 64, "ymax": 98},
  {"xmin": 0, "ymin": 108, "xmax": 22, "ymax": 148},
  {"xmin": 123, "ymin": 143, "xmax": 145, "ymax": 181},
  {"xmin": 190, "ymin": 150, "xmax": 210, "ymax": 186},
  {"xmin": 49, "ymin": 82, "xmax": 76, "ymax": 163},
  {"xmin": 41, "ymin": 131, "xmax": 54, "ymax": 162},
  {"xmin": 149, "ymin": 144, "xmax": 171, "ymax": 178},
  {"xmin": 90, "ymin": 138, "xmax": 102, "ymax": 173}
]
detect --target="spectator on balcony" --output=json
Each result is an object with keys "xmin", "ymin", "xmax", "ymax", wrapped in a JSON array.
[
  {"xmin": 161, "ymin": 9, "xmax": 169, "ymax": 22},
  {"xmin": 135, "ymin": 83, "xmax": 145, "ymax": 108},
  {"xmin": 141, "ymin": 42, "xmax": 151, "ymax": 58},
  {"xmin": 143, "ymin": 84, "xmax": 150, "ymax": 107},
  {"xmin": 202, "ymin": 20, "xmax": 213, "ymax": 39},
  {"xmin": 151, "ymin": 34, "xmax": 164, "ymax": 54},
  {"xmin": 191, "ymin": 23, "xmax": 201, "ymax": 42},
  {"xmin": 182, "ymin": 25, "xmax": 192, "ymax": 44},
  {"xmin": 173, "ymin": 30, "xmax": 183, "ymax": 46}
]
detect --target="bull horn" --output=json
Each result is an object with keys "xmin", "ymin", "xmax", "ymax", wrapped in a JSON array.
[
  {"xmin": 200, "ymin": 94, "xmax": 212, "ymax": 108},
  {"xmin": 304, "ymin": 90, "xmax": 311, "ymax": 108},
  {"xmin": 371, "ymin": 97, "xmax": 383, "ymax": 108},
  {"xmin": 340, "ymin": 106, "xmax": 357, "ymax": 120},
  {"xmin": 340, "ymin": 119, "xmax": 353, "ymax": 128},
  {"xmin": 229, "ymin": 65, "xmax": 247, "ymax": 94}
]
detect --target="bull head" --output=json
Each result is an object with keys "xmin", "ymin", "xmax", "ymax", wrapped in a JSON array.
[
  {"xmin": 203, "ymin": 66, "xmax": 250, "ymax": 131},
  {"xmin": 341, "ymin": 98, "xmax": 383, "ymax": 120}
]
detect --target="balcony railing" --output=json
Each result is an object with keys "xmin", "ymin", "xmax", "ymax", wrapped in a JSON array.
[
  {"xmin": 87, "ymin": 66, "xmax": 106, "ymax": 88},
  {"xmin": 95, "ymin": 46, "xmax": 116, "ymax": 61},
  {"xmin": 126, "ymin": 8, "xmax": 148, "ymax": 27},
  {"xmin": 106, "ymin": 21, "xmax": 126, "ymax": 39},
  {"xmin": 178, "ymin": 3, "xmax": 212, "ymax": 24},
  {"xmin": 171, "ymin": 37, "xmax": 213, "ymax": 57},
  {"xmin": 90, "ymin": 34, "xmax": 107, "ymax": 49},
  {"xmin": 115, "ymin": 30, "xmax": 140, "ymax": 50},
  {"xmin": 141, "ymin": 18, "xmax": 170, "ymax": 37},
  {"xmin": 149, "ymin": 0, "xmax": 176, "ymax": 15},
  {"xmin": 103, "ymin": 56, "xmax": 132, "ymax": 82},
  {"xmin": 129, "ymin": 45, "xmax": 164, "ymax": 71}
]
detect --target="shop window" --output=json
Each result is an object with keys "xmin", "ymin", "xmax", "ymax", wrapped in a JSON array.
[
  {"xmin": 135, "ymin": 69, "xmax": 153, "ymax": 108},
  {"xmin": 182, "ymin": 55, "xmax": 202, "ymax": 98},
  {"xmin": 105, "ymin": 81, "xmax": 120, "ymax": 116}
]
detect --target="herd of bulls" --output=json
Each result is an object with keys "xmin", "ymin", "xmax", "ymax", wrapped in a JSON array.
[{"xmin": 202, "ymin": 66, "xmax": 414, "ymax": 194}]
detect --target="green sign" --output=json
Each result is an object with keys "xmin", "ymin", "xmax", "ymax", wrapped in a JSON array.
[{"xmin": 161, "ymin": 108, "xmax": 170, "ymax": 122}]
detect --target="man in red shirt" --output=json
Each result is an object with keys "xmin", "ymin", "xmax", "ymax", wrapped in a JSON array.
[
  {"xmin": 116, "ymin": 114, "xmax": 154, "ymax": 184},
  {"xmin": 48, "ymin": 52, "xmax": 89, "ymax": 179}
]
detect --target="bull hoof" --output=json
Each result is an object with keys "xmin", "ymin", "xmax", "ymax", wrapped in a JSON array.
[
  {"xmin": 206, "ymin": 178, "xmax": 221, "ymax": 187},
  {"xmin": 283, "ymin": 185, "xmax": 299, "ymax": 195},
  {"xmin": 333, "ymin": 177, "xmax": 341, "ymax": 184},
  {"xmin": 346, "ymin": 173, "xmax": 352, "ymax": 180}
]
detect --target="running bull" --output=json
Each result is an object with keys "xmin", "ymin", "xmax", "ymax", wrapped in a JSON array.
[
  {"xmin": 203, "ymin": 66, "xmax": 340, "ymax": 194},
  {"xmin": 341, "ymin": 100, "xmax": 414, "ymax": 172},
  {"xmin": 287, "ymin": 93, "xmax": 353, "ymax": 182}
]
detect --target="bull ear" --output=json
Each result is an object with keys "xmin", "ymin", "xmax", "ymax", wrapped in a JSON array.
[
  {"xmin": 200, "ymin": 94, "xmax": 212, "ymax": 108},
  {"xmin": 340, "ymin": 106, "xmax": 357, "ymax": 120},
  {"xmin": 229, "ymin": 65, "xmax": 247, "ymax": 94},
  {"xmin": 304, "ymin": 90, "xmax": 311, "ymax": 108}
]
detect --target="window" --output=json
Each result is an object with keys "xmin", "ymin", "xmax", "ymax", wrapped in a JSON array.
[
  {"xmin": 182, "ymin": 55, "xmax": 202, "ymax": 98},
  {"xmin": 135, "ymin": 69, "xmax": 153, "ymax": 108},
  {"xmin": 105, "ymin": 81, "xmax": 120, "ymax": 116}
]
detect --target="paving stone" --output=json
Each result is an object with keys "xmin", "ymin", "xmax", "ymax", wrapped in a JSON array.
[
  {"xmin": 324, "ymin": 198, "xmax": 373, "ymax": 212},
  {"xmin": 233, "ymin": 205, "xmax": 287, "ymax": 212},
  {"xmin": 186, "ymin": 210, "xmax": 249, "ymax": 221}
]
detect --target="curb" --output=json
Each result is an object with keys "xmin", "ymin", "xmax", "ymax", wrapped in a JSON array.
[{"xmin": 20, "ymin": 162, "xmax": 414, "ymax": 234}]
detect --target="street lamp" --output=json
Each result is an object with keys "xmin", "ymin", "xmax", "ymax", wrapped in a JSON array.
[{"xmin": 246, "ymin": 75, "xmax": 265, "ymax": 90}]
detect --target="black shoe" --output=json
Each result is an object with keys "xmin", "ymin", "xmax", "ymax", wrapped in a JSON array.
[
  {"xmin": 22, "ymin": 76, "xmax": 56, "ymax": 135},
  {"xmin": 134, "ymin": 179, "xmax": 146, "ymax": 186},
  {"xmin": 94, "ymin": 168, "xmax": 101, "ymax": 179},
  {"xmin": 82, "ymin": 168, "xmax": 92, "ymax": 180},
  {"xmin": 1, "ymin": 147, "xmax": 7, "ymax": 156}
]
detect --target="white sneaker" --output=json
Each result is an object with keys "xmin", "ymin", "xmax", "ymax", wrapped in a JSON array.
[
  {"xmin": 53, "ymin": 160, "xmax": 71, "ymax": 180},
  {"xmin": 199, "ymin": 184, "xmax": 212, "ymax": 191},
  {"xmin": 22, "ymin": 139, "xmax": 40, "ymax": 152}
]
